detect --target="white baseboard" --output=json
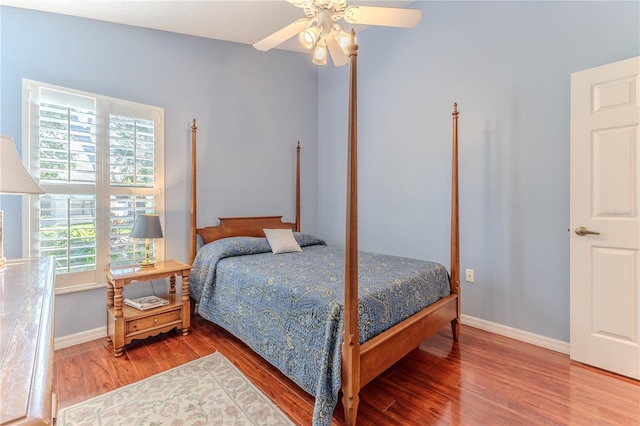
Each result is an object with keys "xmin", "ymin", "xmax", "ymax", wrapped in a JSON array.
[
  {"xmin": 461, "ymin": 314, "xmax": 570, "ymax": 355},
  {"xmin": 54, "ymin": 315, "xmax": 569, "ymax": 355},
  {"xmin": 55, "ymin": 327, "xmax": 106, "ymax": 350}
]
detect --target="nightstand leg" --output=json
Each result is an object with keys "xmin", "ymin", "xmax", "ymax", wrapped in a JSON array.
[
  {"xmin": 114, "ymin": 286, "xmax": 123, "ymax": 317},
  {"xmin": 113, "ymin": 285, "xmax": 125, "ymax": 357},
  {"xmin": 181, "ymin": 274, "xmax": 191, "ymax": 335},
  {"xmin": 106, "ymin": 281, "xmax": 114, "ymax": 342},
  {"xmin": 107, "ymin": 283, "xmax": 114, "ymax": 308},
  {"xmin": 169, "ymin": 275, "xmax": 176, "ymax": 295}
]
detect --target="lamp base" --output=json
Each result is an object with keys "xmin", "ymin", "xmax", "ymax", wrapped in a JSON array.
[
  {"xmin": 137, "ymin": 239, "xmax": 156, "ymax": 268},
  {"xmin": 137, "ymin": 260, "xmax": 156, "ymax": 268}
]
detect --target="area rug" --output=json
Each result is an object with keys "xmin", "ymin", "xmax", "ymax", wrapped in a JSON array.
[{"xmin": 57, "ymin": 352, "xmax": 294, "ymax": 425}]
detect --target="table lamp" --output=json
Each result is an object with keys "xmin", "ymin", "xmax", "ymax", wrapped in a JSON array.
[
  {"xmin": 0, "ymin": 135, "xmax": 45, "ymax": 270},
  {"xmin": 130, "ymin": 214, "xmax": 163, "ymax": 268}
]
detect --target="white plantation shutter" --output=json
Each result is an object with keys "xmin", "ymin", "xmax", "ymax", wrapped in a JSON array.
[
  {"xmin": 38, "ymin": 97, "xmax": 97, "ymax": 183},
  {"xmin": 38, "ymin": 194, "xmax": 97, "ymax": 273},
  {"xmin": 107, "ymin": 105, "xmax": 163, "ymax": 268},
  {"xmin": 24, "ymin": 80, "xmax": 164, "ymax": 291},
  {"xmin": 109, "ymin": 195, "xmax": 155, "ymax": 266},
  {"xmin": 110, "ymin": 114, "xmax": 155, "ymax": 188},
  {"xmin": 34, "ymin": 88, "xmax": 98, "ymax": 284}
]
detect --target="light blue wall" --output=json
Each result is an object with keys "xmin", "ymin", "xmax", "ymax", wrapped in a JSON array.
[
  {"xmin": 318, "ymin": 1, "xmax": 640, "ymax": 342},
  {"xmin": 2, "ymin": 2, "xmax": 638, "ymax": 343},
  {"xmin": 0, "ymin": 6, "xmax": 318, "ymax": 337}
]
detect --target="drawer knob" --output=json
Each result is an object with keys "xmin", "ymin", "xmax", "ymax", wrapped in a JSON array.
[{"xmin": 153, "ymin": 318, "xmax": 158, "ymax": 323}]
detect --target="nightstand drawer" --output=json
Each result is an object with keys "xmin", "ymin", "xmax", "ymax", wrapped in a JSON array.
[{"xmin": 127, "ymin": 309, "xmax": 182, "ymax": 334}]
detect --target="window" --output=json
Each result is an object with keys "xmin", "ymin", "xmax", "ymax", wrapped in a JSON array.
[{"xmin": 23, "ymin": 80, "xmax": 164, "ymax": 292}]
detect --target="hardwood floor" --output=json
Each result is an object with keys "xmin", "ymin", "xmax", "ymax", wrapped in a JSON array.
[{"xmin": 55, "ymin": 316, "xmax": 640, "ymax": 425}]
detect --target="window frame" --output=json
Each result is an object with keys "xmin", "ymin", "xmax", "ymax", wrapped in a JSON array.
[{"xmin": 22, "ymin": 79, "xmax": 165, "ymax": 294}]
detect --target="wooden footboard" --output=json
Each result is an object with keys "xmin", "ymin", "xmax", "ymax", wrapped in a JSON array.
[{"xmin": 359, "ymin": 294, "xmax": 458, "ymax": 387}]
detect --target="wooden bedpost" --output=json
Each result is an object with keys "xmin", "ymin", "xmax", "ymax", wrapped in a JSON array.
[
  {"xmin": 296, "ymin": 141, "xmax": 301, "ymax": 232},
  {"xmin": 342, "ymin": 29, "xmax": 360, "ymax": 426},
  {"xmin": 189, "ymin": 119, "xmax": 198, "ymax": 265},
  {"xmin": 450, "ymin": 104, "xmax": 461, "ymax": 341}
]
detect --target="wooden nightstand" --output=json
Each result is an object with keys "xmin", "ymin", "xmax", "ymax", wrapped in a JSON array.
[{"xmin": 105, "ymin": 260, "xmax": 191, "ymax": 357}]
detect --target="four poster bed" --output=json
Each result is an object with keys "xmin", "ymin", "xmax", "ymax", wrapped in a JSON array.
[{"xmin": 188, "ymin": 37, "xmax": 460, "ymax": 426}]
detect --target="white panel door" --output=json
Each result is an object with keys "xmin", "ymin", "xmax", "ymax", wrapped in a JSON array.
[{"xmin": 570, "ymin": 56, "xmax": 640, "ymax": 380}]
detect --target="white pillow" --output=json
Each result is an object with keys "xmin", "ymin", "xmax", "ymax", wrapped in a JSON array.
[{"xmin": 263, "ymin": 228, "xmax": 302, "ymax": 254}]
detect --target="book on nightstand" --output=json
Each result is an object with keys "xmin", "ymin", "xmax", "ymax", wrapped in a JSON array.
[{"xmin": 124, "ymin": 295, "xmax": 169, "ymax": 310}]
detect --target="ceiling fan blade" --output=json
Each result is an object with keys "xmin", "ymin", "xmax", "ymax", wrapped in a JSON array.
[
  {"xmin": 325, "ymin": 35, "xmax": 349, "ymax": 67},
  {"xmin": 343, "ymin": 5, "xmax": 422, "ymax": 28},
  {"xmin": 287, "ymin": 0, "xmax": 313, "ymax": 8},
  {"xmin": 254, "ymin": 18, "xmax": 311, "ymax": 52}
]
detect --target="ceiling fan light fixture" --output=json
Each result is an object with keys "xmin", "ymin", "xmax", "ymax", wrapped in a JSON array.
[
  {"xmin": 255, "ymin": 0, "xmax": 422, "ymax": 66},
  {"xmin": 333, "ymin": 27, "xmax": 354, "ymax": 54},
  {"xmin": 299, "ymin": 25, "xmax": 320, "ymax": 50},
  {"xmin": 312, "ymin": 40, "xmax": 328, "ymax": 65}
]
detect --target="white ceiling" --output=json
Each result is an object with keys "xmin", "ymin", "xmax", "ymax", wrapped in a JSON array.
[{"xmin": 0, "ymin": 0, "xmax": 415, "ymax": 53}]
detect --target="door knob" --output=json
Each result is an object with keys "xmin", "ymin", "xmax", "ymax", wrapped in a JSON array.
[{"xmin": 575, "ymin": 226, "xmax": 600, "ymax": 236}]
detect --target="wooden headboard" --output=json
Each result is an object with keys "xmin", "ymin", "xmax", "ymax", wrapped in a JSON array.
[
  {"xmin": 188, "ymin": 123, "xmax": 301, "ymax": 263},
  {"xmin": 197, "ymin": 216, "xmax": 296, "ymax": 245}
]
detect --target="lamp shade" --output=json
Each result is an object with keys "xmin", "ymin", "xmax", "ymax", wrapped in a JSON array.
[
  {"xmin": 0, "ymin": 135, "xmax": 44, "ymax": 194},
  {"xmin": 130, "ymin": 214, "xmax": 163, "ymax": 239}
]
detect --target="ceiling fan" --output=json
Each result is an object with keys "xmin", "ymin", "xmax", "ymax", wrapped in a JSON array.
[{"xmin": 253, "ymin": 0, "xmax": 422, "ymax": 66}]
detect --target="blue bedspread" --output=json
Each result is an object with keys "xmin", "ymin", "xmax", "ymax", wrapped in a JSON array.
[{"xmin": 189, "ymin": 233, "xmax": 450, "ymax": 426}]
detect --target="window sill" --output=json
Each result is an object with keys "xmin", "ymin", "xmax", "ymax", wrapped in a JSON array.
[{"xmin": 55, "ymin": 281, "xmax": 106, "ymax": 295}]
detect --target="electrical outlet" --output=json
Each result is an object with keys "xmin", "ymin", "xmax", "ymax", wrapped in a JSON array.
[{"xmin": 465, "ymin": 268, "xmax": 475, "ymax": 283}]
